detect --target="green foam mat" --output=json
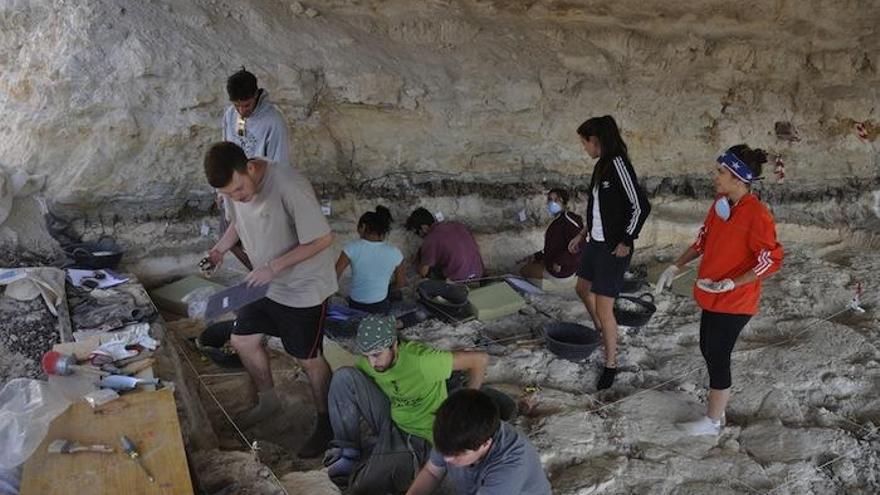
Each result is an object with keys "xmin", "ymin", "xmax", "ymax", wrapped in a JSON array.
[{"xmin": 467, "ymin": 282, "xmax": 526, "ymax": 321}]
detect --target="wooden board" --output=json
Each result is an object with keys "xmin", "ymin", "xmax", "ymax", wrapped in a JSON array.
[{"xmin": 20, "ymin": 389, "xmax": 193, "ymax": 495}]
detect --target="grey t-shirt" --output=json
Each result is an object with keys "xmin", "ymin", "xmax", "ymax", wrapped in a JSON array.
[
  {"xmin": 429, "ymin": 422, "xmax": 551, "ymax": 495},
  {"xmin": 226, "ymin": 160, "xmax": 337, "ymax": 308}
]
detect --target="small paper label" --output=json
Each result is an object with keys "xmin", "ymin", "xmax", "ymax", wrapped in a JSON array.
[
  {"xmin": 321, "ymin": 198, "xmax": 332, "ymax": 216},
  {"xmin": 434, "ymin": 211, "xmax": 444, "ymax": 222},
  {"xmin": 518, "ymin": 209, "xmax": 527, "ymax": 222},
  {"xmin": 222, "ymin": 296, "xmax": 229, "ymax": 308}
]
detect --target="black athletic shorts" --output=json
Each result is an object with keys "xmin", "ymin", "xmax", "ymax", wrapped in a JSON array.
[
  {"xmin": 348, "ymin": 297, "xmax": 390, "ymax": 315},
  {"xmin": 576, "ymin": 240, "xmax": 632, "ymax": 298},
  {"xmin": 233, "ymin": 298, "xmax": 327, "ymax": 359}
]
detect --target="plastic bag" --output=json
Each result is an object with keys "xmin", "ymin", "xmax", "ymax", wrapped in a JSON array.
[
  {"xmin": 0, "ymin": 378, "xmax": 71, "ymax": 469},
  {"xmin": 182, "ymin": 285, "xmax": 223, "ymax": 319}
]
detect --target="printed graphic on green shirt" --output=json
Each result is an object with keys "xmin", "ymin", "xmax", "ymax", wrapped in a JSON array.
[{"xmin": 356, "ymin": 340, "xmax": 453, "ymax": 442}]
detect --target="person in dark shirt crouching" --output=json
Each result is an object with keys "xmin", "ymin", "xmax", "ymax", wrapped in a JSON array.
[
  {"xmin": 519, "ymin": 187, "xmax": 584, "ymax": 281},
  {"xmin": 406, "ymin": 389, "xmax": 551, "ymax": 495}
]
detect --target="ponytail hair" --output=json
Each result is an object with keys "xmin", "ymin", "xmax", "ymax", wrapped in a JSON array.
[
  {"xmin": 547, "ymin": 188, "xmax": 570, "ymax": 205},
  {"xmin": 358, "ymin": 205, "xmax": 393, "ymax": 237},
  {"xmin": 725, "ymin": 144, "xmax": 768, "ymax": 181},
  {"xmin": 577, "ymin": 115, "xmax": 630, "ymax": 185}
]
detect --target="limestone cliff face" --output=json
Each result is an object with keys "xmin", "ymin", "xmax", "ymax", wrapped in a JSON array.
[{"xmin": 1, "ymin": 0, "xmax": 878, "ymax": 213}]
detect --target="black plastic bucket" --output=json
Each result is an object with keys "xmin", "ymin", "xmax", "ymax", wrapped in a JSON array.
[
  {"xmin": 417, "ymin": 280, "xmax": 472, "ymax": 322},
  {"xmin": 197, "ymin": 321, "xmax": 242, "ymax": 368},
  {"xmin": 63, "ymin": 236, "xmax": 124, "ymax": 270},
  {"xmin": 613, "ymin": 292, "xmax": 657, "ymax": 328},
  {"xmin": 544, "ymin": 322, "xmax": 600, "ymax": 361},
  {"xmin": 621, "ymin": 263, "xmax": 647, "ymax": 293}
]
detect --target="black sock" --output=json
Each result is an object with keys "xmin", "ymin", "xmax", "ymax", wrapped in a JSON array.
[{"xmin": 596, "ymin": 366, "xmax": 617, "ymax": 390}]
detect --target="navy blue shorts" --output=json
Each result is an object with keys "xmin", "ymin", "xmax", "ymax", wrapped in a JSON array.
[
  {"xmin": 576, "ymin": 240, "xmax": 632, "ymax": 298},
  {"xmin": 233, "ymin": 298, "xmax": 327, "ymax": 359}
]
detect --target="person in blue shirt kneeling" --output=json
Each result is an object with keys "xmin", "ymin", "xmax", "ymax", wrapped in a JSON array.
[{"xmin": 336, "ymin": 205, "xmax": 406, "ymax": 314}]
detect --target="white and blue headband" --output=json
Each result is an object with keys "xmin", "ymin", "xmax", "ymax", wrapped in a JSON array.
[{"xmin": 717, "ymin": 150, "xmax": 760, "ymax": 184}]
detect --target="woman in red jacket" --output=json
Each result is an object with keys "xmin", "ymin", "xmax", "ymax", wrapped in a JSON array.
[{"xmin": 656, "ymin": 144, "xmax": 784, "ymax": 435}]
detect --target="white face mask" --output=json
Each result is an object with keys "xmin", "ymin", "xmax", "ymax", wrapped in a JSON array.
[
  {"xmin": 714, "ymin": 197, "xmax": 731, "ymax": 221},
  {"xmin": 547, "ymin": 201, "xmax": 563, "ymax": 215}
]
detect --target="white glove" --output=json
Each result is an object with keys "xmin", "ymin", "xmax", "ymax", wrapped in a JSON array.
[
  {"xmin": 697, "ymin": 278, "xmax": 735, "ymax": 293},
  {"xmin": 654, "ymin": 265, "xmax": 680, "ymax": 296}
]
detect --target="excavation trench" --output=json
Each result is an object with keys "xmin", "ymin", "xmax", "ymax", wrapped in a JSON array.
[{"xmin": 143, "ymin": 205, "xmax": 880, "ymax": 495}]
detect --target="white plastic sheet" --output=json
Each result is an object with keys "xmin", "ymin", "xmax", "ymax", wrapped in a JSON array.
[{"xmin": 0, "ymin": 379, "xmax": 71, "ymax": 469}]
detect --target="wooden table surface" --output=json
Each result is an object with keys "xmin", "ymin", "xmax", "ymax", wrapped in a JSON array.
[{"xmin": 20, "ymin": 388, "xmax": 193, "ymax": 495}]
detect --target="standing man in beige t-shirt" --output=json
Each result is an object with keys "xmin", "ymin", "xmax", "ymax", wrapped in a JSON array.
[{"xmin": 203, "ymin": 142, "xmax": 337, "ymax": 458}]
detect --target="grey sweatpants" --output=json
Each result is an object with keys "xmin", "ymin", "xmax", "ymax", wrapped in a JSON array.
[{"xmin": 328, "ymin": 367, "xmax": 431, "ymax": 494}]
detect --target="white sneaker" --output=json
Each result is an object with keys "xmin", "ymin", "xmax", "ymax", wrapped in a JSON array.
[{"xmin": 677, "ymin": 416, "xmax": 722, "ymax": 436}]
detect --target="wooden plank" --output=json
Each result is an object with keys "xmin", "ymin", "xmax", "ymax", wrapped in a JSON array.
[
  {"xmin": 20, "ymin": 389, "xmax": 194, "ymax": 495},
  {"xmin": 57, "ymin": 284, "xmax": 74, "ymax": 343}
]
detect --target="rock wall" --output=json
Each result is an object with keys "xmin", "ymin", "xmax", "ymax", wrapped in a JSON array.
[{"xmin": 2, "ymin": 0, "xmax": 878, "ymax": 217}]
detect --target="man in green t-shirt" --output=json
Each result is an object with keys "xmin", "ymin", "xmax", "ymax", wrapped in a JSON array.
[{"xmin": 324, "ymin": 314, "xmax": 488, "ymax": 494}]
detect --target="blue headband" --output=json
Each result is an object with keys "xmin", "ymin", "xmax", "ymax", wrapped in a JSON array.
[{"xmin": 717, "ymin": 151, "xmax": 756, "ymax": 183}]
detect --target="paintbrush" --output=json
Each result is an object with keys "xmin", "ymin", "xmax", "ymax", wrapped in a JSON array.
[{"xmin": 48, "ymin": 439, "xmax": 114, "ymax": 454}]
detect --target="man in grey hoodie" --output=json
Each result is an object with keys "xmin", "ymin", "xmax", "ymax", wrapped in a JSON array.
[
  {"xmin": 218, "ymin": 68, "xmax": 291, "ymax": 269},
  {"xmin": 221, "ymin": 68, "xmax": 290, "ymax": 165}
]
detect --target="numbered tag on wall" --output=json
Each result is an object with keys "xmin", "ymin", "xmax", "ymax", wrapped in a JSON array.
[
  {"xmin": 434, "ymin": 211, "xmax": 444, "ymax": 222},
  {"xmin": 517, "ymin": 209, "xmax": 527, "ymax": 223},
  {"xmin": 321, "ymin": 198, "xmax": 332, "ymax": 216}
]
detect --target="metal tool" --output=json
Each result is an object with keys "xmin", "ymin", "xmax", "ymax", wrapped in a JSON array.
[
  {"xmin": 198, "ymin": 256, "xmax": 217, "ymax": 277},
  {"xmin": 48, "ymin": 439, "xmax": 114, "ymax": 454},
  {"xmin": 41, "ymin": 351, "xmax": 110, "ymax": 377},
  {"xmin": 120, "ymin": 435, "xmax": 155, "ymax": 483}
]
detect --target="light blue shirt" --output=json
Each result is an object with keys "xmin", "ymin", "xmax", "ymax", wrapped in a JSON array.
[{"xmin": 343, "ymin": 239, "xmax": 404, "ymax": 304}]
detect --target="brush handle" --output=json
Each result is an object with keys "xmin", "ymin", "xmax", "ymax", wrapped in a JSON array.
[
  {"xmin": 70, "ymin": 364, "xmax": 110, "ymax": 376},
  {"xmin": 70, "ymin": 445, "xmax": 115, "ymax": 453}
]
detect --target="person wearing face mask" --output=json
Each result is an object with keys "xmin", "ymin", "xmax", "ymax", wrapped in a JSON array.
[
  {"xmin": 518, "ymin": 188, "xmax": 584, "ymax": 281},
  {"xmin": 655, "ymin": 144, "xmax": 784, "ymax": 436}
]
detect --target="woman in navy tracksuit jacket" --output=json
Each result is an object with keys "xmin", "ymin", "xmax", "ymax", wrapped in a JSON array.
[{"xmin": 569, "ymin": 115, "xmax": 651, "ymax": 390}]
